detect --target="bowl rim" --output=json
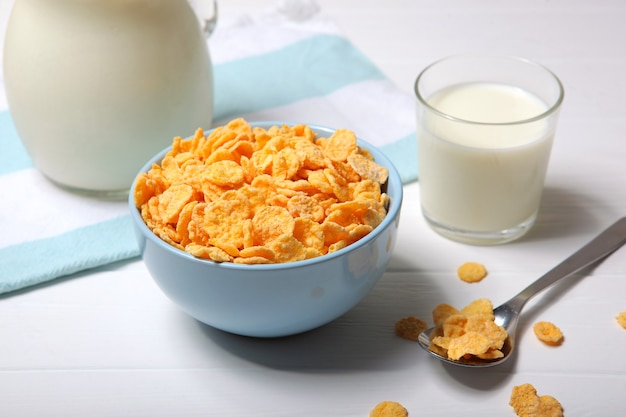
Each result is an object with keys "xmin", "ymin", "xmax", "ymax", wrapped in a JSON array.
[{"xmin": 129, "ymin": 121, "xmax": 403, "ymax": 271}]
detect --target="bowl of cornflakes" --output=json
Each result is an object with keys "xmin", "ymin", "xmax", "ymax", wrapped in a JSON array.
[{"xmin": 129, "ymin": 118, "xmax": 403, "ymax": 337}]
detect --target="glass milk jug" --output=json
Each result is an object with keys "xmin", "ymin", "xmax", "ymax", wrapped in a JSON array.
[{"xmin": 3, "ymin": 0, "xmax": 216, "ymax": 197}]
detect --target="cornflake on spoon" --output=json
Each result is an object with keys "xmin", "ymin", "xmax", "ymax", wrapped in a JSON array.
[{"xmin": 428, "ymin": 298, "xmax": 508, "ymax": 361}]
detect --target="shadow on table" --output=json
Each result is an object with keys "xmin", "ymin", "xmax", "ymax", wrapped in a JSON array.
[
  {"xmin": 519, "ymin": 185, "xmax": 604, "ymax": 243},
  {"xmin": 197, "ymin": 264, "xmax": 447, "ymax": 373}
]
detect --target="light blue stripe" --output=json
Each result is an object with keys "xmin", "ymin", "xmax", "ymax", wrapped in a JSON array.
[
  {"xmin": 0, "ymin": 111, "xmax": 33, "ymax": 174},
  {"xmin": 212, "ymin": 34, "xmax": 386, "ymax": 121},
  {"xmin": 0, "ymin": 215, "xmax": 139, "ymax": 294},
  {"xmin": 380, "ymin": 133, "xmax": 418, "ymax": 183}
]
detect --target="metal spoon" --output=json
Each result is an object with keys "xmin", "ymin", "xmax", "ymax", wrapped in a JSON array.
[{"xmin": 418, "ymin": 217, "xmax": 626, "ymax": 368}]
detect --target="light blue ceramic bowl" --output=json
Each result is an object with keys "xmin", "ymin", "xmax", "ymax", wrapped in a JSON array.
[{"xmin": 129, "ymin": 122, "xmax": 403, "ymax": 337}]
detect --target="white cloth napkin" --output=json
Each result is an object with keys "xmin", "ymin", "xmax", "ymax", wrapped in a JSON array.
[{"xmin": 0, "ymin": 0, "xmax": 417, "ymax": 294}]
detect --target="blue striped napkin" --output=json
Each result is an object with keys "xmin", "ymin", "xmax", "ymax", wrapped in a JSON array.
[{"xmin": 0, "ymin": 1, "xmax": 417, "ymax": 294}]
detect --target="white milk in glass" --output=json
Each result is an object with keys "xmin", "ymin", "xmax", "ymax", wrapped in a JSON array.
[{"xmin": 418, "ymin": 82, "xmax": 554, "ymax": 234}]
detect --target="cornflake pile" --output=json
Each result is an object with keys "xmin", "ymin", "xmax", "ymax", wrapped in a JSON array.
[
  {"xmin": 370, "ymin": 401, "xmax": 408, "ymax": 417},
  {"xmin": 510, "ymin": 383, "xmax": 563, "ymax": 417},
  {"xmin": 134, "ymin": 118, "xmax": 390, "ymax": 264},
  {"xmin": 428, "ymin": 298, "xmax": 508, "ymax": 361}
]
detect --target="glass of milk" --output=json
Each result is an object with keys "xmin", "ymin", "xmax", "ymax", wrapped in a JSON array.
[{"xmin": 415, "ymin": 55, "xmax": 564, "ymax": 245}]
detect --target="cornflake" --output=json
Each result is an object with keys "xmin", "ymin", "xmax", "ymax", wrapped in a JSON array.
[
  {"xmin": 457, "ymin": 262, "xmax": 488, "ymax": 283},
  {"xmin": 509, "ymin": 383, "xmax": 563, "ymax": 417},
  {"xmin": 616, "ymin": 312, "xmax": 626, "ymax": 329},
  {"xmin": 394, "ymin": 316, "xmax": 428, "ymax": 342},
  {"xmin": 370, "ymin": 401, "xmax": 408, "ymax": 417},
  {"xmin": 428, "ymin": 298, "xmax": 508, "ymax": 361},
  {"xmin": 533, "ymin": 321, "xmax": 564, "ymax": 346},
  {"xmin": 134, "ymin": 118, "xmax": 390, "ymax": 264}
]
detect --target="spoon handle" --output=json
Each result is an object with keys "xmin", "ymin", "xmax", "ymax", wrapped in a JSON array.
[{"xmin": 507, "ymin": 217, "xmax": 626, "ymax": 312}]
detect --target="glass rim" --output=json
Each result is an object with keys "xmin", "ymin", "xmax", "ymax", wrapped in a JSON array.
[{"xmin": 414, "ymin": 54, "xmax": 565, "ymax": 126}]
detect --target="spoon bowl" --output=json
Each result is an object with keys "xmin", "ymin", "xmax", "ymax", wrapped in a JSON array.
[{"xmin": 418, "ymin": 217, "xmax": 626, "ymax": 368}]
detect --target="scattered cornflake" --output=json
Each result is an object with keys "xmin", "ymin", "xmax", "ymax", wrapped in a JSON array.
[
  {"xmin": 370, "ymin": 401, "xmax": 408, "ymax": 417},
  {"xmin": 457, "ymin": 262, "xmax": 488, "ymax": 283},
  {"xmin": 394, "ymin": 316, "xmax": 428, "ymax": 342},
  {"xmin": 616, "ymin": 312, "xmax": 626, "ymax": 329},
  {"xmin": 510, "ymin": 383, "xmax": 563, "ymax": 417},
  {"xmin": 427, "ymin": 298, "xmax": 508, "ymax": 362},
  {"xmin": 134, "ymin": 118, "xmax": 390, "ymax": 264},
  {"xmin": 533, "ymin": 321, "xmax": 564, "ymax": 346}
]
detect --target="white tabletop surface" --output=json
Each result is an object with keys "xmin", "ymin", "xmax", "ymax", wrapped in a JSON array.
[{"xmin": 2, "ymin": 1, "xmax": 626, "ymax": 416}]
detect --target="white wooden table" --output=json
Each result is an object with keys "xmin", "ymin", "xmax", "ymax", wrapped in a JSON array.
[{"xmin": 2, "ymin": 1, "xmax": 626, "ymax": 415}]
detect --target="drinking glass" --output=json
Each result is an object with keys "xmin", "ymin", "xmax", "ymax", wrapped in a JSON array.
[{"xmin": 415, "ymin": 54, "xmax": 564, "ymax": 244}]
